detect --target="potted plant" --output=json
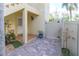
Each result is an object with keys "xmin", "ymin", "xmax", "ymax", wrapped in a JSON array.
[
  {"xmin": 62, "ymin": 28, "xmax": 71, "ymax": 56},
  {"xmin": 38, "ymin": 30, "xmax": 43, "ymax": 39},
  {"xmin": 62, "ymin": 48, "xmax": 71, "ymax": 56}
]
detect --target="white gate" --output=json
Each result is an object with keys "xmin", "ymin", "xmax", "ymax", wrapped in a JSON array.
[{"xmin": 62, "ymin": 21, "xmax": 79, "ymax": 56}]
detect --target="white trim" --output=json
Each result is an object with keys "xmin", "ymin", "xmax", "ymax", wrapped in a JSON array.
[
  {"xmin": 4, "ymin": 4, "xmax": 25, "ymax": 16},
  {"xmin": 26, "ymin": 4, "xmax": 40, "ymax": 15},
  {"xmin": 4, "ymin": 4, "xmax": 40, "ymax": 16}
]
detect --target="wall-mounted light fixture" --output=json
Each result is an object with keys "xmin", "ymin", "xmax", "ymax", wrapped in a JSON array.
[{"xmin": 31, "ymin": 16, "xmax": 34, "ymax": 21}]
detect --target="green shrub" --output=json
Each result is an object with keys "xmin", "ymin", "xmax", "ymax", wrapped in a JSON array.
[
  {"xmin": 5, "ymin": 31, "xmax": 16, "ymax": 45},
  {"xmin": 5, "ymin": 31, "xmax": 22, "ymax": 48}
]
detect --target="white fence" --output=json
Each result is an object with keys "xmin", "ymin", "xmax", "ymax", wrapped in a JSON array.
[
  {"xmin": 45, "ymin": 21, "xmax": 79, "ymax": 56},
  {"xmin": 45, "ymin": 22, "xmax": 63, "ymax": 39}
]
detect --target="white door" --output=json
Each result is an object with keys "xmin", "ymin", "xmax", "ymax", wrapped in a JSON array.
[{"xmin": 17, "ymin": 16, "xmax": 23, "ymax": 35}]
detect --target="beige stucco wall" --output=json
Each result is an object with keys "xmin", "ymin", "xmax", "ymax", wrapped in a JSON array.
[
  {"xmin": 27, "ymin": 11, "xmax": 38, "ymax": 34},
  {"xmin": 27, "ymin": 3, "xmax": 49, "ymax": 36}
]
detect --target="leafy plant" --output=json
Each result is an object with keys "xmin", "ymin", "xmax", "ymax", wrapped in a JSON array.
[
  {"xmin": 5, "ymin": 20, "xmax": 22, "ymax": 48},
  {"xmin": 5, "ymin": 30, "xmax": 22, "ymax": 48},
  {"xmin": 5, "ymin": 30, "xmax": 16, "ymax": 45}
]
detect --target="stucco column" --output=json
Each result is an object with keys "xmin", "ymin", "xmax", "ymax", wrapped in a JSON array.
[
  {"xmin": 23, "ymin": 8, "xmax": 27, "ymax": 43},
  {"xmin": 0, "ymin": 4, "xmax": 5, "ymax": 56},
  {"xmin": 44, "ymin": 3, "xmax": 49, "ymax": 37}
]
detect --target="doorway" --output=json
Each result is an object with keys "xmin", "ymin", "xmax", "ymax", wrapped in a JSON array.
[{"xmin": 27, "ymin": 11, "xmax": 38, "ymax": 41}]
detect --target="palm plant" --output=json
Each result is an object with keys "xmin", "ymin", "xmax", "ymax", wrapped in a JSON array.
[
  {"xmin": 62, "ymin": 13, "xmax": 69, "ymax": 22},
  {"xmin": 62, "ymin": 3, "xmax": 78, "ymax": 20}
]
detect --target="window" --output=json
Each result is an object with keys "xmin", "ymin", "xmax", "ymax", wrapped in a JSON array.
[{"xmin": 18, "ymin": 16, "xmax": 22, "ymax": 26}]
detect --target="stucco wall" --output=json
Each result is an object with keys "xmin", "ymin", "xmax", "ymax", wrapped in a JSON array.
[
  {"xmin": 27, "ymin": 3, "xmax": 49, "ymax": 36},
  {"xmin": 45, "ymin": 22, "xmax": 62, "ymax": 39},
  {"xmin": 27, "ymin": 11, "xmax": 38, "ymax": 34}
]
